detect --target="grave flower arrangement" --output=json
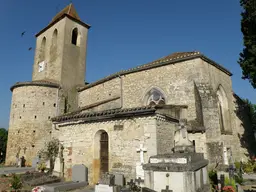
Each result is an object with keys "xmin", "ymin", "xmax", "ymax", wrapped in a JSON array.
[
  {"xmin": 31, "ymin": 186, "xmax": 46, "ymax": 192},
  {"xmin": 9, "ymin": 173, "xmax": 22, "ymax": 191},
  {"xmin": 37, "ymin": 162, "xmax": 46, "ymax": 172},
  {"xmin": 223, "ymin": 186, "xmax": 235, "ymax": 192}
]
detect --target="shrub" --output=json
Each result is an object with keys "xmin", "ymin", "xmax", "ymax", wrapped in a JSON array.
[
  {"xmin": 9, "ymin": 173, "xmax": 22, "ymax": 190},
  {"xmin": 37, "ymin": 138, "xmax": 59, "ymax": 173},
  {"xmin": 224, "ymin": 177, "xmax": 236, "ymax": 189}
]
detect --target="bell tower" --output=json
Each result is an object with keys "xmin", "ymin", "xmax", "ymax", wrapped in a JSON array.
[{"xmin": 32, "ymin": 4, "xmax": 90, "ymax": 89}]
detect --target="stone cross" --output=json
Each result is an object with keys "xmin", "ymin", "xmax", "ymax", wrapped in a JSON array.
[
  {"xmin": 174, "ymin": 119, "xmax": 194, "ymax": 153},
  {"xmin": 161, "ymin": 186, "xmax": 173, "ymax": 192},
  {"xmin": 136, "ymin": 143, "xmax": 147, "ymax": 164},
  {"xmin": 135, "ymin": 177, "xmax": 144, "ymax": 185},
  {"xmin": 127, "ymin": 179, "xmax": 135, "ymax": 188}
]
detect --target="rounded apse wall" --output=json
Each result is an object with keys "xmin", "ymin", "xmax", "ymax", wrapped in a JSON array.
[{"xmin": 6, "ymin": 82, "xmax": 60, "ymax": 165}]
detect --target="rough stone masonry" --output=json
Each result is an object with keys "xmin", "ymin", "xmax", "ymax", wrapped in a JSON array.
[{"xmin": 5, "ymin": 3, "xmax": 255, "ymax": 185}]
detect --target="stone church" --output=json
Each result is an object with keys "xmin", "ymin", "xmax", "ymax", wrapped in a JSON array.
[{"xmin": 5, "ymin": 4, "xmax": 254, "ymax": 184}]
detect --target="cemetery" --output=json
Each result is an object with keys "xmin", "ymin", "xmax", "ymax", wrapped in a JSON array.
[
  {"xmin": 1, "ymin": 1, "xmax": 256, "ymax": 192},
  {"xmin": 1, "ymin": 120, "xmax": 256, "ymax": 192}
]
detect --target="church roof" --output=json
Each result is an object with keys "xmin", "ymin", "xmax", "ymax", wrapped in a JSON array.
[
  {"xmin": 36, "ymin": 3, "xmax": 90, "ymax": 37},
  {"xmin": 51, "ymin": 105, "xmax": 180, "ymax": 124},
  {"xmin": 49, "ymin": 3, "xmax": 80, "ymax": 25},
  {"xmin": 78, "ymin": 51, "xmax": 232, "ymax": 91},
  {"xmin": 10, "ymin": 80, "xmax": 60, "ymax": 91}
]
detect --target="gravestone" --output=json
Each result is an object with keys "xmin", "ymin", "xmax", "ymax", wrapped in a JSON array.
[
  {"xmin": 99, "ymin": 173, "xmax": 115, "ymax": 186},
  {"xmin": 95, "ymin": 184, "xmax": 117, "ymax": 192},
  {"xmin": 161, "ymin": 186, "xmax": 173, "ymax": 192},
  {"xmin": 142, "ymin": 187, "xmax": 157, "ymax": 192},
  {"xmin": 32, "ymin": 156, "xmax": 40, "ymax": 168},
  {"xmin": 113, "ymin": 173, "xmax": 125, "ymax": 186},
  {"xmin": 43, "ymin": 164, "xmax": 88, "ymax": 192},
  {"xmin": 72, "ymin": 164, "xmax": 88, "ymax": 183}
]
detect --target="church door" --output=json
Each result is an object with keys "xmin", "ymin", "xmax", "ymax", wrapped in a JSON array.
[{"xmin": 100, "ymin": 132, "xmax": 109, "ymax": 174}]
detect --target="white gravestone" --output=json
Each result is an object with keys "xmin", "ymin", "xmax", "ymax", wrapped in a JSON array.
[
  {"xmin": 136, "ymin": 143, "xmax": 147, "ymax": 182},
  {"xmin": 54, "ymin": 157, "xmax": 61, "ymax": 173},
  {"xmin": 95, "ymin": 184, "xmax": 114, "ymax": 192},
  {"xmin": 223, "ymin": 147, "xmax": 228, "ymax": 165}
]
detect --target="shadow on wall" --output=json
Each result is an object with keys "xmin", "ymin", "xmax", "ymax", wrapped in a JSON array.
[{"xmin": 234, "ymin": 93, "xmax": 256, "ymax": 158}]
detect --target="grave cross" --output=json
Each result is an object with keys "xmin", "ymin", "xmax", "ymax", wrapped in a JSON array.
[
  {"xmin": 135, "ymin": 177, "xmax": 144, "ymax": 185},
  {"xmin": 161, "ymin": 185, "xmax": 173, "ymax": 192},
  {"xmin": 136, "ymin": 143, "xmax": 147, "ymax": 164}
]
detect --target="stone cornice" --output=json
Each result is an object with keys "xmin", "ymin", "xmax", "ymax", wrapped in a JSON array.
[{"xmin": 10, "ymin": 80, "xmax": 60, "ymax": 91}]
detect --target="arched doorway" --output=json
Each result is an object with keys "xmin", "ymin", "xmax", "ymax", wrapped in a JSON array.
[
  {"xmin": 100, "ymin": 132, "xmax": 109, "ymax": 174},
  {"xmin": 93, "ymin": 130, "xmax": 109, "ymax": 183}
]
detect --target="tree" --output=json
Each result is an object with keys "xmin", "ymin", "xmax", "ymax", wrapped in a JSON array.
[
  {"xmin": 38, "ymin": 138, "xmax": 59, "ymax": 173},
  {"xmin": 0, "ymin": 128, "xmax": 8, "ymax": 163},
  {"xmin": 238, "ymin": 0, "xmax": 256, "ymax": 88},
  {"xmin": 244, "ymin": 99, "xmax": 256, "ymax": 130}
]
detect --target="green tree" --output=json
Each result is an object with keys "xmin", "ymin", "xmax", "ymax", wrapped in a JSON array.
[
  {"xmin": 243, "ymin": 99, "xmax": 256, "ymax": 130},
  {"xmin": 0, "ymin": 128, "xmax": 8, "ymax": 163},
  {"xmin": 238, "ymin": 0, "xmax": 256, "ymax": 88},
  {"xmin": 38, "ymin": 138, "xmax": 59, "ymax": 173}
]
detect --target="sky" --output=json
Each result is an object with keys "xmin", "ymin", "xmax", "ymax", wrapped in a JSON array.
[{"xmin": 0, "ymin": 0, "xmax": 255, "ymax": 129}]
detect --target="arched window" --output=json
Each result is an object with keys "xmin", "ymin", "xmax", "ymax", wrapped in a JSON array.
[
  {"xmin": 71, "ymin": 28, "xmax": 78, "ymax": 45},
  {"xmin": 50, "ymin": 29, "xmax": 58, "ymax": 61},
  {"xmin": 145, "ymin": 88, "xmax": 166, "ymax": 106},
  {"xmin": 52, "ymin": 29, "xmax": 58, "ymax": 47},
  {"xmin": 216, "ymin": 85, "xmax": 230, "ymax": 133},
  {"xmin": 39, "ymin": 37, "xmax": 46, "ymax": 62}
]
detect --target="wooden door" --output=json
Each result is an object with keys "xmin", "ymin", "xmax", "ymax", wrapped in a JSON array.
[{"xmin": 100, "ymin": 132, "xmax": 109, "ymax": 174}]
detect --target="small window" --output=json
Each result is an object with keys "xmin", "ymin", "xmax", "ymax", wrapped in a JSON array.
[
  {"xmin": 34, "ymin": 116, "xmax": 37, "ymax": 119},
  {"xmin": 19, "ymin": 116, "xmax": 21, "ymax": 119},
  {"xmin": 23, "ymin": 104, "xmax": 25, "ymax": 108},
  {"xmin": 32, "ymin": 144, "xmax": 35, "ymax": 148},
  {"xmin": 48, "ymin": 116, "xmax": 51, "ymax": 120},
  {"xmin": 71, "ymin": 28, "xmax": 78, "ymax": 45},
  {"xmin": 33, "ymin": 130, "xmax": 36, "ymax": 133},
  {"xmin": 43, "ymin": 102, "xmax": 45, "ymax": 106},
  {"xmin": 53, "ymin": 103, "xmax": 56, "ymax": 107}
]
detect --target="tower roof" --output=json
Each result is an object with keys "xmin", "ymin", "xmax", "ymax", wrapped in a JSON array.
[
  {"xmin": 49, "ymin": 3, "xmax": 80, "ymax": 25},
  {"xmin": 35, "ymin": 3, "xmax": 90, "ymax": 37}
]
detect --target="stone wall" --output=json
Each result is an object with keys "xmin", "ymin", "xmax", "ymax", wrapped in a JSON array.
[
  {"xmin": 52, "ymin": 115, "xmax": 164, "ymax": 184},
  {"xmin": 77, "ymin": 57, "xmax": 252, "ymax": 164},
  {"xmin": 188, "ymin": 133, "xmax": 207, "ymax": 158},
  {"xmin": 78, "ymin": 78, "xmax": 121, "ymax": 109},
  {"xmin": 33, "ymin": 17, "xmax": 89, "ymax": 112},
  {"xmin": 5, "ymin": 85, "xmax": 59, "ymax": 165},
  {"xmin": 156, "ymin": 118, "xmax": 176, "ymax": 154}
]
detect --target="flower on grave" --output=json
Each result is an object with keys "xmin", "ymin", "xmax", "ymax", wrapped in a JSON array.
[
  {"xmin": 32, "ymin": 186, "xmax": 46, "ymax": 192},
  {"xmin": 223, "ymin": 186, "xmax": 235, "ymax": 192}
]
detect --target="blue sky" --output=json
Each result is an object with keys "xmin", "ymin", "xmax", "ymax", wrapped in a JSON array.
[{"xmin": 0, "ymin": 0, "xmax": 255, "ymax": 128}]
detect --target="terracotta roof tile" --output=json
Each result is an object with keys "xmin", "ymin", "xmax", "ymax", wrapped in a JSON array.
[
  {"xmin": 35, "ymin": 3, "xmax": 90, "ymax": 37},
  {"xmin": 52, "ymin": 106, "xmax": 157, "ymax": 122},
  {"xmin": 49, "ymin": 3, "xmax": 80, "ymax": 25}
]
